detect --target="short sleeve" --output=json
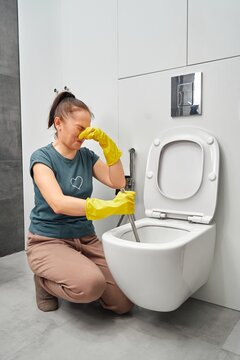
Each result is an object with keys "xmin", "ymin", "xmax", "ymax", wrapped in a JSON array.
[
  {"xmin": 30, "ymin": 148, "xmax": 54, "ymax": 178},
  {"xmin": 89, "ymin": 149, "xmax": 99, "ymax": 166},
  {"xmin": 81, "ymin": 147, "xmax": 99, "ymax": 167}
]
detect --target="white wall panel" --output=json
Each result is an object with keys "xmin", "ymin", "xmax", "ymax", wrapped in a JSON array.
[
  {"xmin": 118, "ymin": 0, "xmax": 187, "ymax": 78},
  {"xmin": 18, "ymin": 0, "xmax": 62, "ymax": 242},
  {"xmin": 19, "ymin": 0, "xmax": 120, "ymax": 240},
  {"xmin": 60, "ymin": 0, "xmax": 119, "ymax": 236},
  {"xmin": 188, "ymin": 0, "xmax": 240, "ymax": 64},
  {"xmin": 119, "ymin": 57, "xmax": 240, "ymax": 310}
]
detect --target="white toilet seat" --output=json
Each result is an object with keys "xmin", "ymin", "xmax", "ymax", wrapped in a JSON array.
[{"xmin": 144, "ymin": 127, "xmax": 219, "ymax": 224}]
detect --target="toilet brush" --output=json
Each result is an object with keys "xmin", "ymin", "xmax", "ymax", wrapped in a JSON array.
[{"xmin": 120, "ymin": 188, "xmax": 141, "ymax": 242}]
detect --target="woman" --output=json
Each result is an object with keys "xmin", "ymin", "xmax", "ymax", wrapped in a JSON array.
[{"xmin": 26, "ymin": 91, "xmax": 135, "ymax": 314}]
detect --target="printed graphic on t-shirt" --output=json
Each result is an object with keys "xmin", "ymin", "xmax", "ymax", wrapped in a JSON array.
[{"xmin": 70, "ymin": 176, "xmax": 83, "ymax": 190}]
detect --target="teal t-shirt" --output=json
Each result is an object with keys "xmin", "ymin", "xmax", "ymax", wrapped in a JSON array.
[{"xmin": 29, "ymin": 143, "xmax": 99, "ymax": 238}]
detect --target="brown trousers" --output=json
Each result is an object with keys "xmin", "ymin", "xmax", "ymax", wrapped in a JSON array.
[{"xmin": 26, "ymin": 232, "xmax": 133, "ymax": 314}]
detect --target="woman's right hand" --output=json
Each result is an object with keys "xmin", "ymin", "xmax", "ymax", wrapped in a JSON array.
[{"xmin": 85, "ymin": 191, "xmax": 135, "ymax": 220}]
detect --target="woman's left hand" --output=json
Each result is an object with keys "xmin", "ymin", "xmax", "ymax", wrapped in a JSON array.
[{"xmin": 79, "ymin": 127, "xmax": 122, "ymax": 166}]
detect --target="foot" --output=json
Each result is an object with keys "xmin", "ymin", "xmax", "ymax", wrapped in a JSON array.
[{"xmin": 34, "ymin": 274, "xmax": 58, "ymax": 312}]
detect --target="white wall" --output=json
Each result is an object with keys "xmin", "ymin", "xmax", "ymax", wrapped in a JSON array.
[
  {"xmin": 60, "ymin": 0, "xmax": 119, "ymax": 236},
  {"xmin": 117, "ymin": 0, "xmax": 240, "ymax": 311},
  {"xmin": 18, "ymin": 0, "xmax": 120, "ymax": 241},
  {"xmin": 188, "ymin": 0, "xmax": 240, "ymax": 64},
  {"xmin": 18, "ymin": 0, "xmax": 62, "ymax": 242},
  {"xmin": 118, "ymin": 57, "xmax": 240, "ymax": 311},
  {"xmin": 118, "ymin": 0, "xmax": 187, "ymax": 78}
]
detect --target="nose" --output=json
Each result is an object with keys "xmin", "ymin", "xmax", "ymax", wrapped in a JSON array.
[{"xmin": 78, "ymin": 130, "xmax": 84, "ymax": 139}]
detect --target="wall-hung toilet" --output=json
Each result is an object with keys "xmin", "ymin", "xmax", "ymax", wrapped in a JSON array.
[{"xmin": 102, "ymin": 126, "xmax": 220, "ymax": 312}]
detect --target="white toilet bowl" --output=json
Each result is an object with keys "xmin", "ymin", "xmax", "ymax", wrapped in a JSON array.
[
  {"xmin": 102, "ymin": 218, "xmax": 215, "ymax": 311},
  {"xmin": 102, "ymin": 126, "xmax": 220, "ymax": 312}
]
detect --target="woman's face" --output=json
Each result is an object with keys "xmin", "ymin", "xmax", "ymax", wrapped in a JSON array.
[{"xmin": 55, "ymin": 109, "xmax": 91, "ymax": 150}]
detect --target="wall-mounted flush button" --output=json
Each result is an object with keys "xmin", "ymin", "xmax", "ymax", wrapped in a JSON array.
[
  {"xmin": 177, "ymin": 82, "xmax": 193, "ymax": 107},
  {"xmin": 171, "ymin": 72, "xmax": 202, "ymax": 117}
]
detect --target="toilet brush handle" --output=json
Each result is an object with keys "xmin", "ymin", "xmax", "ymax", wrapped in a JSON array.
[
  {"xmin": 120, "ymin": 188, "xmax": 141, "ymax": 243},
  {"xmin": 128, "ymin": 215, "xmax": 141, "ymax": 243}
]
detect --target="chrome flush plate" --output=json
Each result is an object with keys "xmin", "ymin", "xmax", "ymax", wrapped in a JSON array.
[{"xmin": 171, "ymin": 72, "xmax": 202, "ymax": 117}]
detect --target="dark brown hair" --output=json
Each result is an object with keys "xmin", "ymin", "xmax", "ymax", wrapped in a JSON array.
[{"xmin": 48, "ymin": 91, "xmax": 94, "ymax": 129}]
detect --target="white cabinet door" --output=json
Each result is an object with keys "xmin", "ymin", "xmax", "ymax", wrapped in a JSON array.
[
  {"xmin": 118, "ymin": 0, "xmax": 187, "ymax": 78},
  {"xmin": 188, "ymin": 0, "xmax": 240, "ymax": 64}
]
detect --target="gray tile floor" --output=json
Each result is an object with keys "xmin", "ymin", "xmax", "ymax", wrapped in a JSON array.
[{"xmin": 0, "ymin": 251, "xmax": 240, "ymax": 360}]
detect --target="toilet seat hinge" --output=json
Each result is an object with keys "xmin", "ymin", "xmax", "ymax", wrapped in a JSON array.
[
  {"xmin": 187, "ymin": 215, "xmax": 209, "ymax": 224},
  {"xmin": 146, "ymin": 209, "xmax": 210, "ymax": 224},
  {"xmin": 150, "ymin": 210, "xmax": 167, "ymax": 219}
]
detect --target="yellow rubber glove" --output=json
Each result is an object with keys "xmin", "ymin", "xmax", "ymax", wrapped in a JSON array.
[
  {"xmin": 79, "ymin": 127, "xmax": 122, "ymax": 166},
  {"xmin": 86, "ymin": 191, "xmax": 135, "ymax": 220}
]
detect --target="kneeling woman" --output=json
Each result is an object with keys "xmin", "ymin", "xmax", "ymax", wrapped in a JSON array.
[{"xmin": 26, "ymin": 91, "xmax": 135, "ymax": 314}]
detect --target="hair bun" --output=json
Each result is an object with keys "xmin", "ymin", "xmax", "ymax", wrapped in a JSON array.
[
  {"xmin": 48, "ymin": 91, "xmax": 92, "ymax": 130},
  {"xmin": 58, "ymin": 91, "xmax": 75, "ymax": 102}
]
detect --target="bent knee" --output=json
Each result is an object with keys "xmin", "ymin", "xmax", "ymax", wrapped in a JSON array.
[{"xmin": 73, "ymin": 273, "xmax": 106, "ymax": 303}]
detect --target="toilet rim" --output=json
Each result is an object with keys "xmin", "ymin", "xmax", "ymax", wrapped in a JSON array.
[{"xmin": 102, "ymin": 218, "xmax": 214, "ymax": 250}]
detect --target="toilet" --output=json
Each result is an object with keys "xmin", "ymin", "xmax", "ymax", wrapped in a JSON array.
[{"xmin": 102, "ymin": 126, "xmax": 220, "ymax": 312}]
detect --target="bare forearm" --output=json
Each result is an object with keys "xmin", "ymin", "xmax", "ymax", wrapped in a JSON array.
[
  {"xmin": 109, "ymin": 160, "xmax": 126, "ymax": 189},
  {"xmin": 54, "ymin": 195, "xmax": 87, "ymax": 216}
]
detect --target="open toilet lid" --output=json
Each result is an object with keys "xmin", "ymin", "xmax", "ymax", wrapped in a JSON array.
[{"xmin": 144, "ymin": 127, "xmax": 220, "ymax": 224}]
